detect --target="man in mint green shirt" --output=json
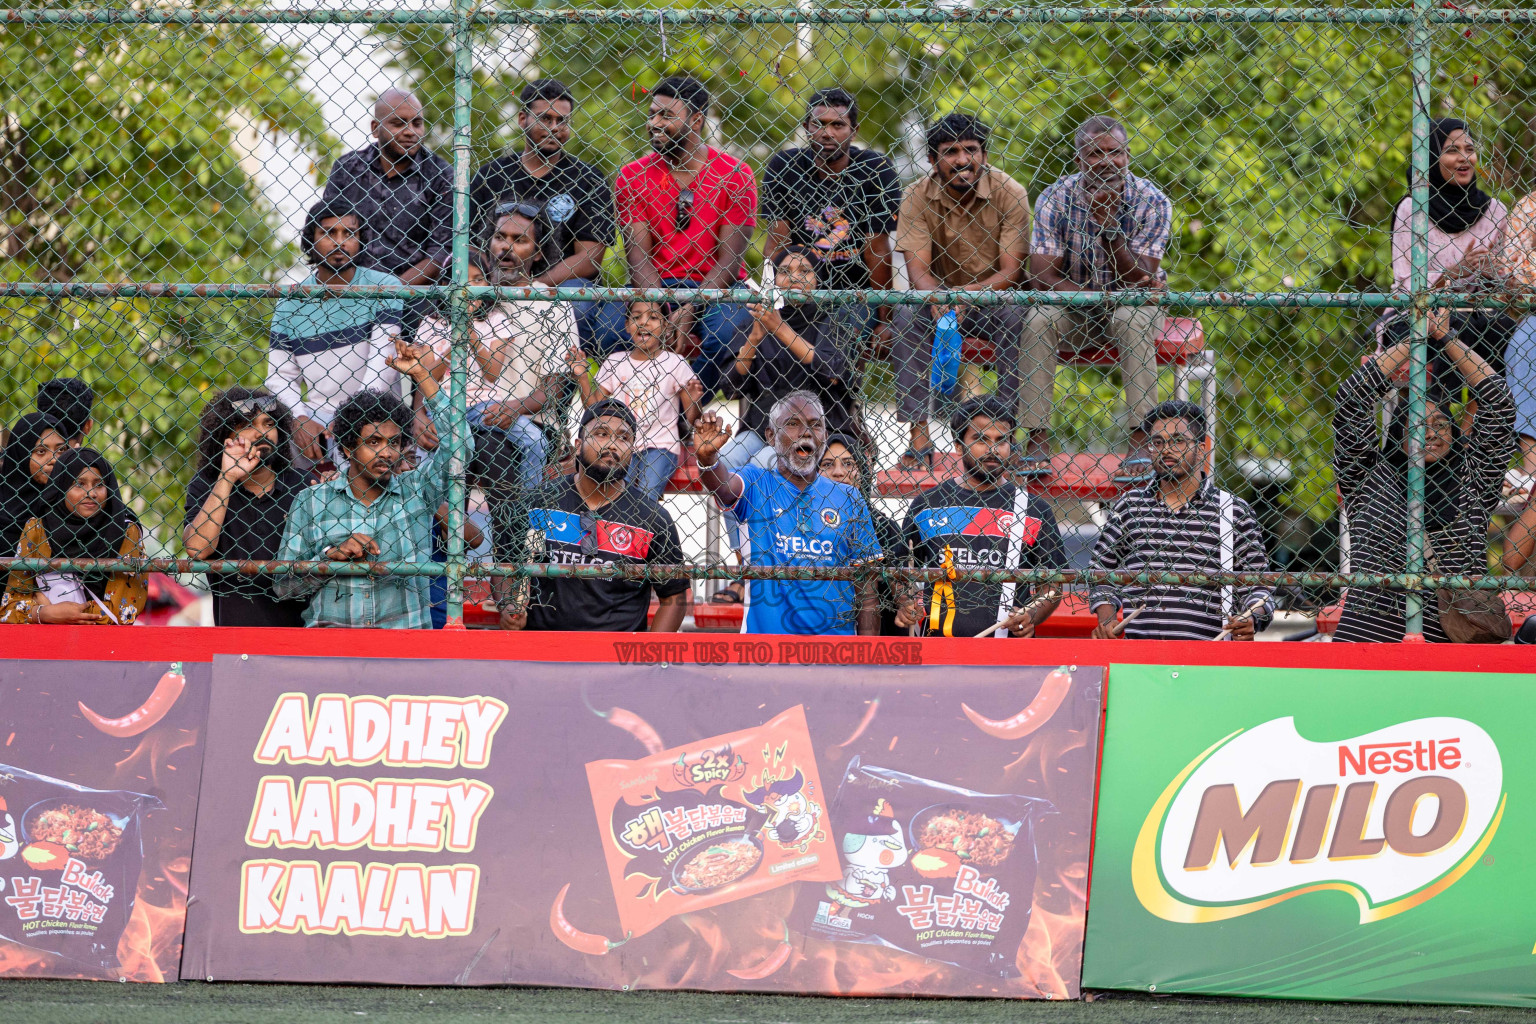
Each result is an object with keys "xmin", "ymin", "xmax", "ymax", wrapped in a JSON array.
[{"xmin": 275, "ymin": 342, "xmax": 470, "ymax": 628}]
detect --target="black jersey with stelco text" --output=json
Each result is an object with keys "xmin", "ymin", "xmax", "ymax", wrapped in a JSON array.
[
  {"xmin": 525, "ymin": 476, "xmax": 687, "ymax": 632},
  {"xmin": 899, "ymin": 478, "xmax": 1066, "ymax": 638}
]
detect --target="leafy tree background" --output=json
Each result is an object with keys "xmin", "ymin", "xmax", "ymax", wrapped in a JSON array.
[
  {"xmin": 0, "ymin": 10, "xmax": 332, "ymax": 553},
  {"xmin": 1, "ymin": 3, "xmax": 1529, "ymax": 576}
]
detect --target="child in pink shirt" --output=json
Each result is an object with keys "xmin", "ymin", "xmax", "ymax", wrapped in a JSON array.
[{"xmin": 570, "ymin": 301, "xmax": 703, "ymax": 498}]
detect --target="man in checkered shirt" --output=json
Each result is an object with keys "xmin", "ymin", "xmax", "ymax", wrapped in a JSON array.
[{"xmin": 1023, "ymin": 115, "xmax": 1172, "ymax": 482}]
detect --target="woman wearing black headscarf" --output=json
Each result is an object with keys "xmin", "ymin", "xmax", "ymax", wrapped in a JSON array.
[
  {"xmin": 0, "ymin": 412, "xmax": 68, "ymax": 557},
  {"xmin": 819, "ymin": 433, "xmax": 905, "ymax": 636},
  {"xmin": 1383, "ymin": 118, "xmax": 1515, "ymax": 371},
  {"xmin": 0, "ymin": 448, "xmax": 147, "ymax": 625},
  {"xmin": 1334, "ymin": 313, "xmax": 1516, "ymax": 642}
]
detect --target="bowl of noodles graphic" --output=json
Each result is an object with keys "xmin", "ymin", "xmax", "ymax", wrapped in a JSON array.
[
  {"xmin": 23, "ymin": 796, "xmax": 133, "ymax": 862},
  {"xmin": 670, "ymin": 834, "xmax": 764, "ymax": 894},
  {"xmin": 907, "ymin": 804, "xmax": 1024, "ymax": 877}
]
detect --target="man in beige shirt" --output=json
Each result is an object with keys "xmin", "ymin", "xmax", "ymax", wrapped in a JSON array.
[{"xmin": 894, "ymin": 114, "xmax": 1034, "ymax": 468}]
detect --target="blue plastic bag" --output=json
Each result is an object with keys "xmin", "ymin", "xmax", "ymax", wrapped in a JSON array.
[{"xmin": 930, "ymin": 310, "xmax": 962, "ymax": 396}]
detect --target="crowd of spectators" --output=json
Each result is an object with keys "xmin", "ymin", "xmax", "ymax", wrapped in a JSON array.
[{"xmin": 2, "ymin": 80, "xmax": 1534, "ymax": 643}]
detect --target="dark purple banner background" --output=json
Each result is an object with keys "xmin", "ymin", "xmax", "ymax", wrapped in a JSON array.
[
  {"xmin": 0, "ymin": 659, "xmax": 210, "ymax": 982},
  {"xmin": 181, "ymin": 655, "xmax": 1101, "ymax": 997}
]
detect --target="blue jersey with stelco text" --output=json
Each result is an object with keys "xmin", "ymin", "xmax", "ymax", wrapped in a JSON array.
[{"xmin": 730, "ymin": 465, "xmax": 881, "ymax": 635}]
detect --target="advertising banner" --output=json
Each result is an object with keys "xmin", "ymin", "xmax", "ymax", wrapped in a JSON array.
[
  {"xmin": 1082, "ymin": 664, "xmax": 1534, "ymax": 1006},
  {"xmin": 0, "ymin": 660, "xmax": 210, "ymax": 982},
  {"xmin": 181, "ymin": 654, "xmax": 1102, "ymax": 997}
]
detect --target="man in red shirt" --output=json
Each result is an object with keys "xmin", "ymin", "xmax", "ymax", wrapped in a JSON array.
[{"xmin": 615, "ymin": 76, "xmax": 756, "ymax": 394}]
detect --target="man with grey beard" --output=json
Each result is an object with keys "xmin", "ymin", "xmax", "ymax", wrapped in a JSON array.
[{"xmin": 693, "ymin": 390, "xmax": 882, "ymax": 635}]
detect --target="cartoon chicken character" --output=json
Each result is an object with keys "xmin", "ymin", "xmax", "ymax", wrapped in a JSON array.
[
  {"xmin": 834, "ymin": 799, "xmax": 908, "ymax": 905},
  {"xmin": 0, "ymin": 796, "xmax": 18, "ymax": 861},
  {"xmin": 744, "ymin": 769, "xmax": 821, "ymax": 846}
]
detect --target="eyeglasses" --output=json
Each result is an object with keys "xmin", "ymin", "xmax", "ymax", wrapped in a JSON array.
[
  {"xmin": 495, "ymin": 201, "xmax": 543, "ymax": 220},
  {"xmin": 675, "ymin": 189, "xmax": 694, "ymax": 232},
  {"xmin": 232, "ymin": 395, "xmax": 279, "ymax": 418},
  {"xmin": 1147, "ymin": 436, "xmax": 1198, "ymax": 453},
  {"xmin": 579, "ymin": 512, "xmax": 599, "ymax": 556}
]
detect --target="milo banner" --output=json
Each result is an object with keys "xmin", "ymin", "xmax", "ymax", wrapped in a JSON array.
[
  {"xmin": 181, "ymin": 655, "xmax": 1102, "ymax": 997},
  {"xmin": 1083, "ymin": 664, "xmax": 1532, "ymax": 1006},
  {"xmin": 0, "ymin": 660, "xmax": 211, "ymax": 982}
]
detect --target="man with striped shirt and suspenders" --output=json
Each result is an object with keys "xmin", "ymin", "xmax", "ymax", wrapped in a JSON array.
[
  {"xmin": 1089, "ymin": 400, "xmax": 1274, "ymax": 640},
  {"xmin": 895, "ymin": 398, "xmax": 1067, "ymax": 638}
]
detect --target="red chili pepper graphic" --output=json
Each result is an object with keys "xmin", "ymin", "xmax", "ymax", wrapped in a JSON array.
[
  {"xmin": 727, "ymin": 924, "xmax": 793, "ymax": 979},
  {"xmin": 605, "ymin": 707, "xmax": 664, "ymax": 755},
  {"xmin": 830, "ymin": 698, "xmax": 879, "ymax": 752},
  {"xmin": 549, "ymin": 883, "xmax": 629, "ymax": 956},
  {"xmin": 78, "ymin": 663, "xmax": 185, "ymax": 738},
  {"xmin": 960, "ymin": 667, "xmax": 1072, "ymax": 740}
]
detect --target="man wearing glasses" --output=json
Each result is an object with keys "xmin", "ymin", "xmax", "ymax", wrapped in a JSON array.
[
  {"xmin": 1088, "ymin": 400, "xmax": 1273, "ymax": 641},
  {"xmin": 502, "ymin": 399, "xmax": 688, "ymax": 632},
  {"xmin": 469, "ymin": 79, "xmax": 621, "ymax": 353},
  {"xmin": 614, "ymin": 75, "xmax": 756, "ymax": 394}
]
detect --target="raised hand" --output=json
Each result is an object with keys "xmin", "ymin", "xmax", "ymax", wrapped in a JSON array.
[
  {"xmin": 693, "ymin": 411, "xmax": 733, "ymax": 464},
  {"xmin": 387, "ymin": 338, "xmax": 434, "ymax": 378},
  {"xmin": 565, "ymin": 345, "xmax": 590, "ymax": 377},
  {"xmin": 219, "ymin": 436, "xmax": 261, "ymax": 484}
]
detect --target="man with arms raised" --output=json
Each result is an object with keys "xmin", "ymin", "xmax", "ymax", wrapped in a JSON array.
[
  {"xmin": 499, "ymin": 399, "xmax": 688, "ymax": 632},
  {"xmin": 693, "ymin": 390, "xmax": 881, "ymax": 635},
  {"xmin": 275, "ymin": 340, "xmax": 469, "ymax": 629},
  {"xmin": 897, "ymin": 397, "xmax": 1066, "ymax": 637}
]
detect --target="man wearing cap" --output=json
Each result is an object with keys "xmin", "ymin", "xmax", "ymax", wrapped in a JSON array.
[
  {"xmin": 500, "ymin": 398, "xmax": 689, "ymax": 632},
  {"xmin": 35, "ymin": 378, "xmax": 94, "ymax": 446}
]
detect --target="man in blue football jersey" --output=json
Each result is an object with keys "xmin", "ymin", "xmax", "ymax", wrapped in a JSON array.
[{"xmin": 693, "ymin": 390, "xmax": 882, "ymax": 635}]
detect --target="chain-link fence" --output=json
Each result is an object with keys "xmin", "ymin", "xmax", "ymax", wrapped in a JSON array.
[{"xmin": 0, "ymin": 0, "xmax": 1533, "ymax": 640}]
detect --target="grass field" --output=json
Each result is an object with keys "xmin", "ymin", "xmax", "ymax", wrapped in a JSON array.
[{"xmin": 6, "ymin": 982, "xmax": 1536, "ymax": 1023}]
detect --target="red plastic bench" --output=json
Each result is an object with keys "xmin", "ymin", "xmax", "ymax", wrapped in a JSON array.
[{"xmin": 958, "ymin": 315, "xmax": 1205, "ymax": 367}]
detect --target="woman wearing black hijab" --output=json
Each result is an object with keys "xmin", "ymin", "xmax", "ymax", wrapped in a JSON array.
[
  {"xmin": 0, "ymin": 447, "xmax": 147, "ymax": 625},
  {"xmin": 1384, "ymin": 118, "xmax": 1514, "ymax": 371},
  {"xmin": 0, "ymin": 412, "xmax": 69, "ymax": 557},
  {"xmin": 1334, "ymin": 312, "xmax": 1516, "ymax": 642},
  {"xmin": 819, "ymin": 433, "xmax": 905, "ymax": 636}
]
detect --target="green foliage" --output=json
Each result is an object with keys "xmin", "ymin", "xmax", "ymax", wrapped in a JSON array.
[{"xmin": 0, "ymin": 10, "xmax": 333, "ymax": 546}]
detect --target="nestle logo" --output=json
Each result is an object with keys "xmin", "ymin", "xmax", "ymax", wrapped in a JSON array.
[{"xmin": 1337, "ymin": 739, "xmax": 1462, "ymax": 777}]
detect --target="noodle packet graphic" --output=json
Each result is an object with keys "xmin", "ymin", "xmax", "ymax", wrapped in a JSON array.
[
  {"xmin": 0, "ymin": 765, "xmax": 162, "ymax": 970},
  {"xmin": 794, "ymin": 757, "xmax": 1052, "ymax": 977},
  {"xmin": 586, "ymin": 705, "xmax": 839, "ymax": 938}
]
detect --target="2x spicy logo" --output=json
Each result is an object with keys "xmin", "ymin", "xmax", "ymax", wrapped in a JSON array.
[
  {"xmin": 1132, "ymin": 716, "xmax": 1504, "ymax": 924},
  {"xmin": 672, "ymin": 745, "xmax": 746, "ymax": 790}
]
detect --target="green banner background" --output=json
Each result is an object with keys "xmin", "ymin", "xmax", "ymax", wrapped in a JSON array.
[{"xmin": 1082, "ymin": 664, "xmax": 1536, "ymax": 1006}]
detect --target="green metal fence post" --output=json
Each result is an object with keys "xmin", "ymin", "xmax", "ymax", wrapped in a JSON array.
[
  {"xmin": 444, "ymin": 0, "xmax": 475, "ymax": 629},
  {"xmin": 1404, "ymin": 0, "xmax": 1433, "ymax": 639}
]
